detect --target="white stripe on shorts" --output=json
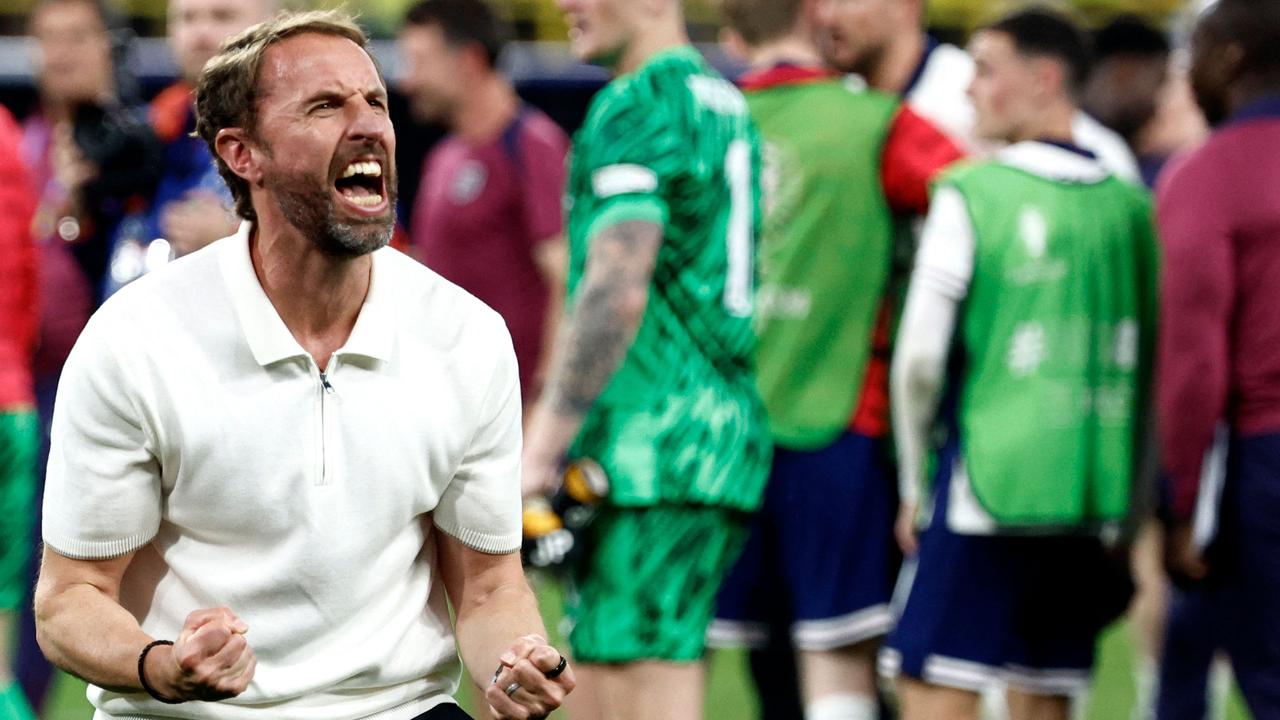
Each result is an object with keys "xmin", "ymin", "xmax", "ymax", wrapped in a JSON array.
[
  {"xmin": 922, "ymin": 655, "xmax": 1001, "ymax": 693},
  {"xmin": 1003, "ymin": 664, "xmax": 1090, "ymax": 696},
  {"xmin": 793, "ymin": 604, "xmax": 895, "ymax": 651},
  {"xmin": 705, "ymin": 618, "xmax": 770, "ymax": 649}
]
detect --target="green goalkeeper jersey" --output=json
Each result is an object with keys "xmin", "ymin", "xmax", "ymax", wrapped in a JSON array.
[{"xmin": 565, "ymin": 46, "xmax": 770, "ymax": 511}]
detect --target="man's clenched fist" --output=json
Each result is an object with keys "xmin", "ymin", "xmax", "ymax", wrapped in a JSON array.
[
  {"xmin": 486, "ymin": 634, "xmax": 575, "ymax": 720},
  {"xmin": 143, "ymin": 607, "xmax": 256, "ymax": 702}
]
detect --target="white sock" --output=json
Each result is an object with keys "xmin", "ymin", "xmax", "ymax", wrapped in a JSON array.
[
  {"xmin": 805, "ymin": 694, "xmax": 878, "ymax": 720},
  {"xmin": 1209, "ymin": 657, "xmax": 1231, "ymax": 720},
  {"xmin": 1133, "ymin": 655, "xmax": 1157, "ymax": 720}
]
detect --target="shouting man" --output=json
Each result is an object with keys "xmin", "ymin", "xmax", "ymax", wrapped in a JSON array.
[{"xmin": 34, "ymin": 11, "xmax": 573, "ymax": 720}]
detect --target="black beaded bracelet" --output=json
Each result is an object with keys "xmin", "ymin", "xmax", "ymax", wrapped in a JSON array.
[{"xmin": 137, "ymin": 639, "xmax": 185, "ymax": 704}]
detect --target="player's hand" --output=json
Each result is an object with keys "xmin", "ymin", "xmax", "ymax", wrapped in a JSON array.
[
  {"xmin": 161, "ymin": 192, "xmax": 238, "ymax": 257},
  {"xmin": 51, "ymin": 123, "xmax": 98, "ymax": 195},
  {"xmin": 895, "ymin": 501, "xmax": 919, "ymax": 556},
  {"xmin": 521, "ymin": 448, "xmax": 560, "ymax": 499},
  {"xmin": 1163, "ymin": 520, "xmax": 1210, "ymax": 589},
  {"xmin": 485, "ymin": 634, "xmax": 575, "ymax": 720},
  {"xmin": 145, "ymin": 607, "xmax": 256, "ymax": 702}
]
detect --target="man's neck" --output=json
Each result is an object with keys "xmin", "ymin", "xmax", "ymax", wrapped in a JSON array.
[
  {"xmin": 616, "ymin": 23, "xmax": 689, "ymax": 76},
  {"xmin": 249, "ymin": 215, "xmax": 371, "ymax": 370},
  {"xmin": 41, "ymin": 101, "xmax": 71, "ymax": 125},
  {"xmin": 1013, "ymin": 102, "xmax": 1076, "ymax": 146},
  {"xmin": 750, "ymin": 35, "xmax": 823, "ymax": 69},
  {"xmin": 452, "ymin": 73, "xmax": 520, "ymax": 144},
  {"xmin": 872, "ymin": 30, "xmax": 926, "ymax": 95}
]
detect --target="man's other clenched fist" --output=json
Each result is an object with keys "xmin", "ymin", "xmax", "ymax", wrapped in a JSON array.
[{"xmin": 142, "ymin": 607, "xmax": 256, "ymax": 702}]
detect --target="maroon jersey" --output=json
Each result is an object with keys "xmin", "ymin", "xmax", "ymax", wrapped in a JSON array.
[{"xmin": 411, "ymin": 107, "xmax": 568, "ymax": 397}]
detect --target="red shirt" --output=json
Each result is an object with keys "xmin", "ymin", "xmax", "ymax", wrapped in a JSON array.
[
  {"xmin": 411, "ymin": 107, "xmax": 568, "ymax": 398},
  {"xmin": 0, "ymin": 106, "xmax": 38, "ymax": 409},
  {"xmin": 1156, "ymin": 95, "xmax": 1280, "ymax": 519}
]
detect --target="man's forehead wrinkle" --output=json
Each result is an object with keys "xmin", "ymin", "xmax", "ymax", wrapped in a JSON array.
[
  {"xmin": 259, "ymin": 40, "xmax": 384, "ymax": 108},
  {"xmin": 255, "ymin": 44, "xmax": 296, "ymax": 107}
]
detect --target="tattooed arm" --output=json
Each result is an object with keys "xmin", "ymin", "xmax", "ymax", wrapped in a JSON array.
[{"xmin": 521, "ymin": 220, "xmax": 663, "ymax": 496}]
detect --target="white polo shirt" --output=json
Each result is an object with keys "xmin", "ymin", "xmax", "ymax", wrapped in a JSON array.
[{"xmin": 43, "ymin": 223, "xmax": 523, "ymax": 720}]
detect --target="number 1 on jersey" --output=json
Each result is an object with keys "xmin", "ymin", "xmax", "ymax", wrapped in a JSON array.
[{"xmin": 724, "ymin": 139, "xmax": 754, "ymax": 318}]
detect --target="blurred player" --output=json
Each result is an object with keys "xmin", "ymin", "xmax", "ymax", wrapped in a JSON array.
[
  {"xmin": 814, "ymin": 0, "xmax": 1140, "ymax": 179},
  {"xmin": 106, "ymin": 0, "xmax": 274, "ymax": 295},
  {"xmin": 1156, "ymin": 0, "xmax": 1280, "ymax": 715},
  {"xmin": 708, "ymin": 1, "xmax": 962, "ymax": 718},
  {"xmin": 399, "ymin": 0, "xmax": 569, "ymax": 406},
  {"xmin": 1083, "ymin": 16, "xmax": 1173, "ymax": 720},
  {"xmin": 17, "ymin": 0, "xmax": 136, "ymax": 706},
  {"xmin": 155, "ymin": 0, "xmax": 273, "ymax": 253},
  {"xmin": 883, "ymin": 10, "xmax": 1157, "ymax": 720},
  {"xmin": 1083, "ymin": 16, "xmax": 1170, "ymax": 186},
  {"xmin": 1083, "ymin": 16, "xmax": 1221, "ymax": 720},
  {"xmin": 522, "ymin": 0, "xmax": 768, "ymax": 717},
  {"xmin": 0, "ymin": 104, "xmax": 39, "ymax": 720}
]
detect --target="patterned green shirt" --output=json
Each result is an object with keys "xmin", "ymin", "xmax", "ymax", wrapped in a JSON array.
[{"xmin": 565, "ymin": 46, "xmax": 770, "ymax": 510}]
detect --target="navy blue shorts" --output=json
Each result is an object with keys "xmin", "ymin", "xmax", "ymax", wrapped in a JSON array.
[
  {"xmin": 709, "ymin": 431, "xmax": 899, "ymax": 651},
  {"xmin": 1187, "ymin": 431, "xmax": 1280, "ymax": 717},
  {"xmin": 880, "ymin": 448, "xmax": 1132, "ymax": 696}
]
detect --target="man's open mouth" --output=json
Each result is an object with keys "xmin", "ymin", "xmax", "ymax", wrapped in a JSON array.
[{"xmin": 334, "ymin": 159, "xmax": 387, "ymax": 210}]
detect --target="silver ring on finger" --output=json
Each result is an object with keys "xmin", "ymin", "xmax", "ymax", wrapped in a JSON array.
[{"xmin": 504, "ymin": 681, "xmax": 521, "ymax": 698}]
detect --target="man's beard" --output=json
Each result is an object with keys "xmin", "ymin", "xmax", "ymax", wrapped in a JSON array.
[
  {"xmin": 266, "ymin": 166, "xmax": 398, "ymax": 258},
  {"xmin": 820, "ymin": 33, "xmax": 883, "ymax": 79}
]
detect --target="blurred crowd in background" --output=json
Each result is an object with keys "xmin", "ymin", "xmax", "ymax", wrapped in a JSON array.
[{"xmin": 0, "ymin": 0, "xmax": 1195, "ymax": 38}]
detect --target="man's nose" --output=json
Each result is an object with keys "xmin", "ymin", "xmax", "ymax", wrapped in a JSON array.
[{"xmin": 347, "ymin": 100, "xmax": 390, "ymax": 144}]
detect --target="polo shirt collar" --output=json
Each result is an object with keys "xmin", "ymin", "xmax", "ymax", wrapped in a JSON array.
[
  {"xmin": 219, "ymin": 221, "xmax": 396, "ymax": 367},
  {"xmin": 739, "ymin": 63, "xmax": 834, "ymax": 92},
  {"xmin": 997, "ymin": 140, "xmax": 1110, "ymax": 184},
  {"xmin": 341, "ymin": 250, "xmax": 395, "ymax": 362}
]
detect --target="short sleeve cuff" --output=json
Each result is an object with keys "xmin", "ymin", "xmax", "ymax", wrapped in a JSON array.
[
  {"xmin": 432, "ymin": 515, "xmax": 520, "ymax": 555},
  {"xmin": 42, "ymin": 529, "xmax": 157, "ymax": 561},
  {"xmin": 585, "ymin": 196, "xmax": 668, "ymax": 242}
]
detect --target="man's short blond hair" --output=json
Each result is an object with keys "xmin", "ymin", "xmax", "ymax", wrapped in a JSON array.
[
  {"xmin": 193, "ymin": 9, "xmax": 378, "ymax": 221},
  {"xmin": 718, "ymin": 0, "xmax": 802, "ymax": 47}
]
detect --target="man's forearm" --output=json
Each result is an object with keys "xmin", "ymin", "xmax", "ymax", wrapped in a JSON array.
[
  {"xmin": 891, "ymin": 280, "xmax": 959, "ymax": 505},
  {"xmin": 527, "ymin": 221, "xmax": 662, "ymax": 460},
  {"xmin": 533, "ymin": 259, "xmax": 566, "ymax": 397},
  {"xmin": 453, "ymin": 577, "xmax": 548, "ymax": 687},
  {"xmin": 34, "ymin": 555, "xmax": 153, "ymax": 692}
]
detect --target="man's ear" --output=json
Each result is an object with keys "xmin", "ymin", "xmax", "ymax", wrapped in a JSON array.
[
  {"xmin": 718, "ymin": 26, "xmax": 750, "ymax": 63},
  {"xmin": 215, "ymin": 128, "xmax": 263, "ymax": 186},
  {"xmin": 1220, "ymin": 40, "xmax": 1246, "ymax": 84},
  {"xmin": 1032, "ymin": 56, "xmax": 1068, "ymax": 103},
  {"xmin": 460, "ymin": 41, "xmax": 490, "ymax": 77}
]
